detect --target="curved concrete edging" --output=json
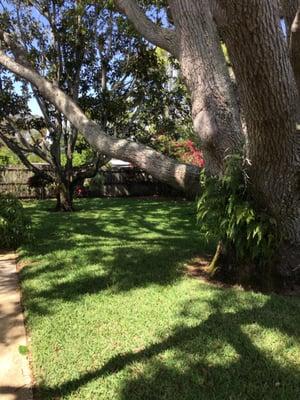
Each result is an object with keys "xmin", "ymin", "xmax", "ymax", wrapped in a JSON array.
[{"xmin": 0, "ymin": 252, "xmax": 33, "ymax": 400}]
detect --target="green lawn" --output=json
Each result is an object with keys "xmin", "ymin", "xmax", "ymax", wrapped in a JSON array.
[{"xmin": 20, "ymin": 199, "xmax": 300, "ymax": 400}]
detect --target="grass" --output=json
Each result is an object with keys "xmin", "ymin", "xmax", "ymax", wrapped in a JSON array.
[{"xmin": 18, "ymin": 198, "xmax": 300, "ymax": 400}]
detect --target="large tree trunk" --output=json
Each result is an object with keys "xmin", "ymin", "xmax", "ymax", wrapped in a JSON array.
[
  {"xmin": 55, "ymin": 182, "xmax": 74, "ymax": 212},
  {"xmin": 216, "ymin": 0, "xmax": 300, "ymax": 286},
  {"xmin": 169, "ymin": 0, "xmax": 243, "ymax": 174}
]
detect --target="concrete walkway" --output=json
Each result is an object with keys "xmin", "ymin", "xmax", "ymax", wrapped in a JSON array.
[{"xmin": 0, "ymin": 253, "xmax": 33, "ymax": 400}]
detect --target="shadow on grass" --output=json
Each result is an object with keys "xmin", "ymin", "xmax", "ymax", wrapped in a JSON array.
[
  {"xmin": 20, "ymin": 199, "xmax": 210, "ymax": 314},
  {"xmin": 21, "ymin": 199, "xmax": 300, "ymax": 399},
  {"xmin": 23, "ymin": 198, "xmax": 199, "ymax": 254},
  {"xmin": 34, "ymin": 288, "xmax": 300, "ymax": 400}
]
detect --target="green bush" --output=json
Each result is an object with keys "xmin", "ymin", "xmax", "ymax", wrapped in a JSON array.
[
  {"xmin": 197, "ymin": 154, "xmax": 280, "ymax": 266},
  {"xmin": 0, "ymin": 194, "xmax": 32, "ymax": 249},
  {"xmin": 27, "ymin": 173, "xmax": 50, "ymax": 188}
]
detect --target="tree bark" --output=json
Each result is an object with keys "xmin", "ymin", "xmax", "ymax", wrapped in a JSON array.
[
  {"xmin": 55, "ymin": 182, "xmax": 74, "ymax": 212},
  {"xmin": 171, "ymin": 0, "xmax": 243, "ymax": 174},
  {"xmin": 217, "ymin": 0, "xmax": 300, "ymax": 284},
  {"xmin": 117, "ymin": 0, "xmax": 243, "ymax": 174},
  {"xmin": 115, "ymin": 0, "xmax": 179, "ymax": 58}
]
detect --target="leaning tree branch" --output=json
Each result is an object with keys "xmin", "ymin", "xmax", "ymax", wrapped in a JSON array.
[
  {"xmin": 0, "ymin": 40, "xmax": 200, "ymax": 195},
  {"xmin": 0, "ymin": 30, "xmax": 30, "ymax": 65},
  {"xmin": 114, "ymin": 0, "xmax": 179, "ymax": 58}
]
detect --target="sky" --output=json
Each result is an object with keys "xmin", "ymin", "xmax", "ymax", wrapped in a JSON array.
[{"xmin": 28, "ymin": 95, "xmax": 42, "ymax": 116}]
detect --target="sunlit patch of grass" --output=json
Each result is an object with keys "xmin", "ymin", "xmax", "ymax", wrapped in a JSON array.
[{"xmin": 19, "ymin": 199, "xmax": 300, "ymax": 400}]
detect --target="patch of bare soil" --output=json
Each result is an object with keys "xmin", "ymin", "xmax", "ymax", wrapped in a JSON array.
[
  {"xmin": 184, "ymin": 255, "xmax": 239, "ymax": 290},
  {"xmin": 185, "ymin": 255, "xmax": 300, "ymax": 296}
]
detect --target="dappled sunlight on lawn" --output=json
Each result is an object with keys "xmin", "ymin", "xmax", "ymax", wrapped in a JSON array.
[{"xmin": 19, "ymin": 199, "xmax": 300, "ymax": 400}]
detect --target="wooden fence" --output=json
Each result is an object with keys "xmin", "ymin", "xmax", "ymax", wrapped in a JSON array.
[
  {"xmin": 0, "ymin": 166, "xmax": 51, "ymax": 198},
  {"xmin": 0, "ymin": 166, "xmax": 181, "ymax": 199}
]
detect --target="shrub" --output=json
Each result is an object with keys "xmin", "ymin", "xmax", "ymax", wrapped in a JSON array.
[
  {"xmin": 152, "ymin": 135, "xmax": 205, "ymax": 167},
  {"xmin": 28, "ymin": 173, "xmax": 54, "ymax": 200},
  {"xmin": 27, "ymin": 173, "xmax": 49, "ymax": 188},
  {"xmin": 197, "ymin": 154, "xmax": 280, "ymax": 268},
  {"xmin": 174, "ymin": 139, "xmax": 205, "ymax": 167},
  {"xmin": 0, "ymin": 194, "xmax": 32, "ymax": 249}
]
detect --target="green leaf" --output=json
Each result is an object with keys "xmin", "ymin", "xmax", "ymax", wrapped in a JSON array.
[{"xmin": 18, "ymin": 345, "xmax": 28, "ymax": 356}]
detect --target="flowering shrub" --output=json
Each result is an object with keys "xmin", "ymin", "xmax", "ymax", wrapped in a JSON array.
[
  {"xmin": 153, "ymin": 135, "xmax": 205, "ymax": 168},
  {"xmin": 174, "ymin": 139, "xmax": 205, "ymax": 167}
]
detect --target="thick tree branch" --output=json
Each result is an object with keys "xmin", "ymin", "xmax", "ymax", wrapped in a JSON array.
[
  {"xmin": 114, "ymin": 0, "xmax": 179, "ymax": 58},
  {"xmin": 0, "ymin": 45, "xmax": 200, "ymax": 195},
  {"xmin": 169, "ymin": 0, "xmax": 243, "ymax": 174},
  {"xmin": 0, "ymin": 30, "xmax": 30, "ymax": 66}
]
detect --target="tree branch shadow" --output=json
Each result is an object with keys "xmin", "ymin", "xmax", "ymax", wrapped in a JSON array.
[{"xmin": 34, "ymin": 289, "xmax": 300, "ymax": 399}]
